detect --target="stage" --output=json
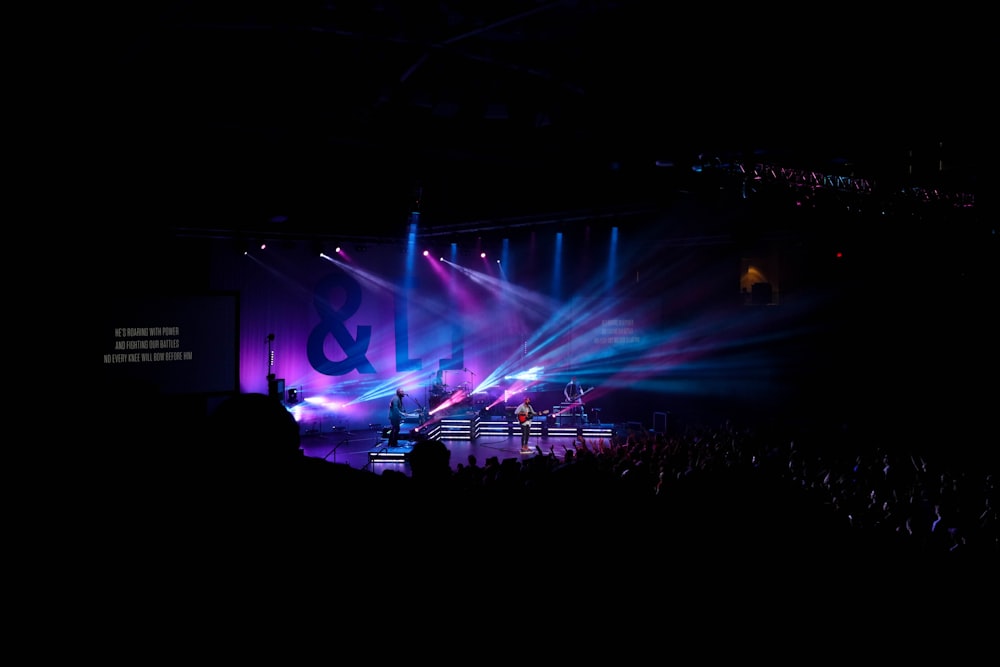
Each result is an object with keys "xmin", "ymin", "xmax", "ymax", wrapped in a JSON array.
[
  {"xmin": 298, "ymin": 411, "xmax": 621, "ymax": 474},
  {"xmin": 364, "ymin": 413, "xmax": 615, "ymax": 465}
]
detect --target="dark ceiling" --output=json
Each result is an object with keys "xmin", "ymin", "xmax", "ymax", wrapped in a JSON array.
[{"xmin": 100, "ymin": 1, "xmax": 984, "ymax": 243}]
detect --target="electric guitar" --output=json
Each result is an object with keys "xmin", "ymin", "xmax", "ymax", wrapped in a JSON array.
[
  {"xmin": 517, "ymin": 409, "xmax": 550, "ymax": 423},
  {"xmin": 564, "ymin": 386, "xmax": 593, "ymax": 404}
]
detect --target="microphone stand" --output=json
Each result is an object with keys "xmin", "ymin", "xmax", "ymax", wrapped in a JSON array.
[
  {"xmin": 407, "ymin": 395, "xmax": 427, "ymax": 423},
  {"xmin": 322, "ymin": 435, "xmax": 351, "ymax": 463},
  {"xmin": 265, "ymin": 333, "xmax": 276, "ymax": 390}
]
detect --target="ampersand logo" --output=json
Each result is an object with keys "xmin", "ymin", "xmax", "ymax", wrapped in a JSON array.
[{"xmin": 307, "ymin": 270, "xmax": 376, "ymax": 375}]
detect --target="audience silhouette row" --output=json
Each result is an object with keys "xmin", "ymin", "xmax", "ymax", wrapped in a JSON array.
[{"xmin": 113, "ymin": 389, "xmax": 997, "ymax": 565}]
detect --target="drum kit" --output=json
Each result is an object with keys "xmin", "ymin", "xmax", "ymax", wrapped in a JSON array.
[
  {"xmin": 435, "ymin": 382, "xmax": 473, "ymax": 401},
  {"xmin": 430, "ymin": 371, "xmax": 481, "ymax": 410},
  {"xmin": 430, "ymin": 378, "xmax": 460, "ymax": 407}
]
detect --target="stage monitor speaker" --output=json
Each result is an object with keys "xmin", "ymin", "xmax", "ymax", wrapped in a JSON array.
[{"xmin": 268, "ymin": 377, "xmax": 285, "ymax": 400}]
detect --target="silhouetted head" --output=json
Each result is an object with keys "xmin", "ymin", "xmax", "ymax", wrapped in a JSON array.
[
  {"xmin": 206, "ymin": 392, "xmax": 301, "ymax": 461},
  {"xmin": 408, "ymin": 438, "xmax": 452, "ymax": 482}
]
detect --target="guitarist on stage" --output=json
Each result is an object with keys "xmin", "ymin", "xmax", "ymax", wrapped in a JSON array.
[
  {"xmin": 564, "ymin": 376, "xmax": 586, "ymax": 422},
  {"xmin": 514, "ymin": 396, "xmax": 537, "ymax": 453}
]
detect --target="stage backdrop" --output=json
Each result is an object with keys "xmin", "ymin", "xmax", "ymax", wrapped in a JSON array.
[
  {"xmin": 98, "ymin": 222, "xmax": 840, "ymax": 434},
  {"xmin": 201, "ymin": 237, "xmax": 678, "ymax": 432}
]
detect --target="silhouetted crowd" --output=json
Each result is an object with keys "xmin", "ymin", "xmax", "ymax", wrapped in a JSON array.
[
  {"xmin": 403, "ymin": 422, "xmax": 998, "ymax": 564},
  {"xmin": 488, "ymin": 429, "xmax": 994, "ymax": 556},
  {"xmin": 111, "ymin": 388, "xmax": 996, "ymax": 571}
]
